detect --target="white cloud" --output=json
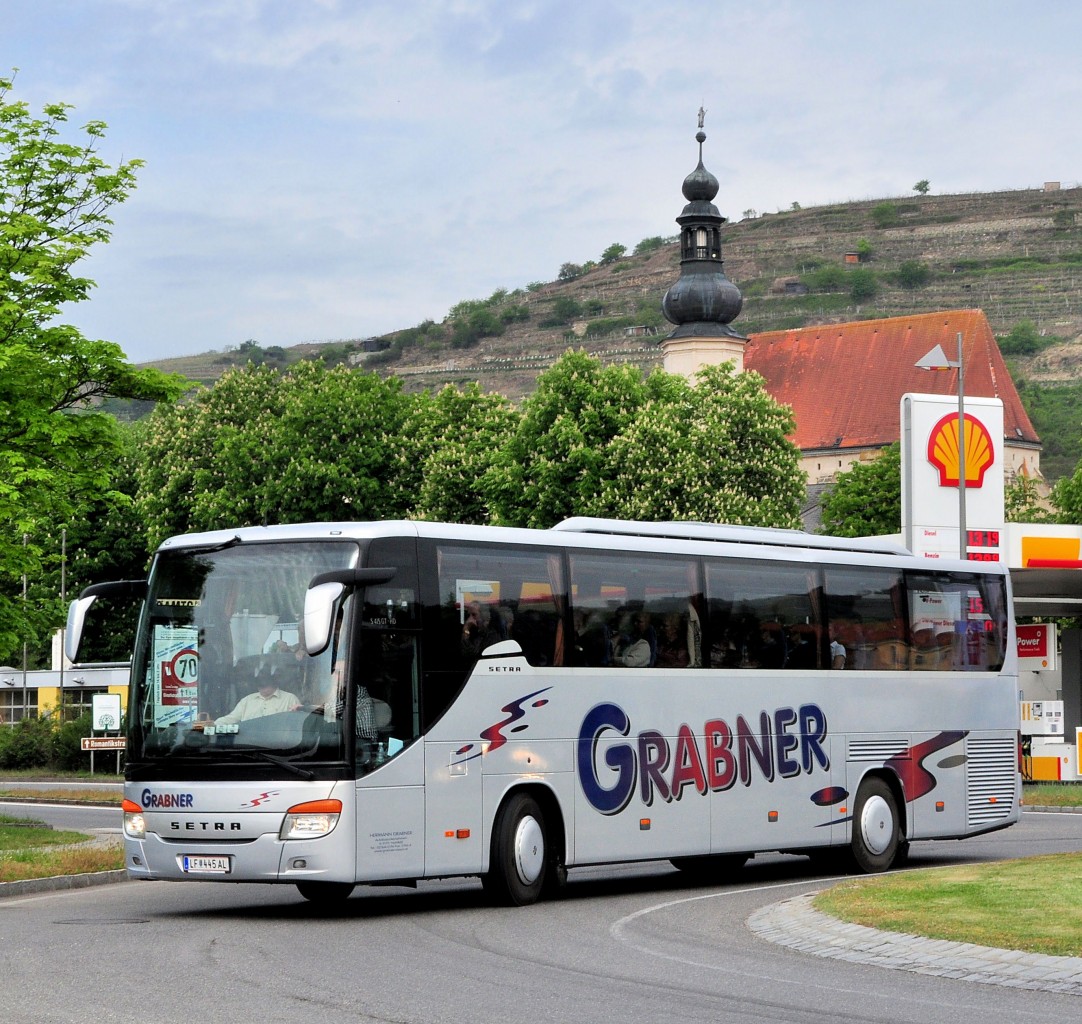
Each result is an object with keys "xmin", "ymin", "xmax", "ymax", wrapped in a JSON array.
[{"xmin": 6, "ymin": 0, "xmax": 1082, "ymax": 362}]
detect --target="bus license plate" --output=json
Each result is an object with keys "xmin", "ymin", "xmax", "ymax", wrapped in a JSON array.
[{"xmin": 181, "ymin": 855, "xmax": 231, "ymax": 874}]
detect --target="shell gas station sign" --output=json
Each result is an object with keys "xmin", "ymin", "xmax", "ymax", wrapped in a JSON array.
[{"xmin": 901, "ymin": 394, "xmax": 1004, "ymax": 562}]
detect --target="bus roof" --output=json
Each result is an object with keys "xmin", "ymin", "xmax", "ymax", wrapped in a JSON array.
[
  {"xmin": 551, "ymin": 517, "xmax": 914, "ymax": 558},
  {"xmin": 156, "ymin": 517, "xmax": 992, "ymax": 573}
]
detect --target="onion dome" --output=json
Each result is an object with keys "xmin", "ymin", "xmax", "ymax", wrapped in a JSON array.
[{"xmin": 661, "ymin": 123, "xmax": 744, "ymax": 339}]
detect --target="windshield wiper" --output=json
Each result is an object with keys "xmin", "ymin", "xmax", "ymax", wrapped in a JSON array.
[{"xmin": 232, "ymin": 749, "xmax": 316, "ymax": 779}]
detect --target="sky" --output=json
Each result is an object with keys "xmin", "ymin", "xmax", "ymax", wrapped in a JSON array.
[{"xmin": 5, "ymin": 0, "xmax": 1082, "ymax": 365}]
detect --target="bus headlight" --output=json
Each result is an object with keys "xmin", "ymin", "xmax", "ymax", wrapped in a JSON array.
[
  {"xmin": 279, "ymin": 799, "xmax": 342, "ymax": 840},
  {"xmin": 122, "ymin": 798, "xmax": 146, "ymax": 839}
]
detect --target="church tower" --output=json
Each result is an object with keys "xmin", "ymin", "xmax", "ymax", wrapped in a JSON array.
[{"xmin": 660, "ymin": 112, "xmax": 746, "ymax": 378}]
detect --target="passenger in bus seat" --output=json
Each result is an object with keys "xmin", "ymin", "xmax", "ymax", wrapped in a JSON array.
[
  {"xmin": 655, "ymin": 612, "xmax": 690, "ymax": 668},
  {"xmin": 614, "ymin": 610, "xmax": 655, "ymax": 667},
  {"xmin": 829, "ymin": 629, "xmax": 847, "ymax": 669},
  {"xmin": 572, "ymin": 607, "xmax": 611, "ymax": 666},
  {"xmin": 461, "ymin": 601, "xmax": 501, "ymax": 659}
]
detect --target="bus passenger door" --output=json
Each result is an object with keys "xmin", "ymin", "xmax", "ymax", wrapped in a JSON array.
[
  {"xmin": 424, "ymin": 739, "xmax": 483, "ymax": 876},
  {"xmin": 354, "ymin": 631, "xmax": 426, "ymax": 881}
]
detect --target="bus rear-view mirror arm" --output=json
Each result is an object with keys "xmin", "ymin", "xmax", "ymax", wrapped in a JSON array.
[
  {"xmin": 65, "ymin": 580, "xmax": 148, "ymax": 664},
  {"xmin": 303, "ymin": 567, "xmax": 396, "ymax": 657}
]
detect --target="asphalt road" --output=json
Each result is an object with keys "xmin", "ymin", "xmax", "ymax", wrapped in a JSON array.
[{"xmin": 1, "ymin": 812, "xmax": 1080, "ymax": 1024}]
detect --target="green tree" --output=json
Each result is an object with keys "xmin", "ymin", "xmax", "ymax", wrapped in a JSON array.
[
  {"xmin": 596, "ymin": 365, "xmax": 805, "ymax": 526},
  {"xmin": 913, "ymin": 179, "xmax": 931, "ymax": 195},
  {"xmin": 633, "ymin": 236, "xmax": 666, "ymax": 255},
  {"xmin": 896, "ymin": 260, "xmax": 930, "ymax": 289},
  {"xmin": 406, "ymin": 383, "xmax": 518, "ymax": 524},
  {"xmin": 998, "ymin": 320, "xmax": 1048, "ymax": 356},
  {"xmin": 819, "ymin": 444, "xmax": 901, "ymax": 537},
  {"xmin": 803, "ymin": 264, "xmax": 846, "ymax": 292},
  {"xmin": 137, "ymin": 363, "xmax": 415, "ymax": 547},
  {"xmin": 0, "ymin": 75, "xmax": 183, "ymax": 661},
  {"xmin": 871, "ymin": 202, "xmax": 899, "ymax": 228},
  {"xmin": 848, "ymin": 267, "xmax": 878, "ymax": 301},
  {"xmin": 136, "ymin": 365, "xmax": 287, "ymax": 547},
  {"xmin": 487, "ymin": 351, "xmax": 662, "ymax": 528},
  {"xmin": 551, "ymin": 296, "xmax": 583, "ymax": 323},
  {"xmin": 487, "ymin": 352, "xmax": 805, "ymax": 529},
  {"xmin": 557, "ymin": 262, "xmax": 584, "ymax": 282},
  {"xmin": 1004, "ymin": 475, "xmax": 1054, "ymax": 524},
  {"xmin": 600, "ymin": 242, "xmax": 627, "ymax": 265}
]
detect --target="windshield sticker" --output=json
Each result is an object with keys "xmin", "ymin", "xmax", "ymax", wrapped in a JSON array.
[{"xmin": 152, "ymin": 625, "xmax": 200, "ymax": 727}]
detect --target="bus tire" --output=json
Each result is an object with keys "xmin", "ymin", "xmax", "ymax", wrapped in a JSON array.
[
  {"xmin": 486, "ymin": 792, "xmax": 548, "ymax": 906},
  {"xmin": 670, "ymin": 854, "xmax": 748, "ymax": 880},
  {"xmin": 296, "ymin": 881, "xmax": 355, "ymax": 905},
  {"xmin": 851, "ymin": 776, "xmax": 901, "ymax": 873}
]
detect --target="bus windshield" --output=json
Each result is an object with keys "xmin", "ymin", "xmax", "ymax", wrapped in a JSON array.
[{"xmin": 129, "ymin": 540, "xmax": 359, "ymax": 767}]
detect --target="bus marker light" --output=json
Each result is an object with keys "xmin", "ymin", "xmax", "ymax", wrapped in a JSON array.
[
  {"xmin": 768, "ymin": 811, "xmax": 779, "ymax": 823},
  {"xmin": 989, "ymin": 797, "xmax": 998, "ymax": 804},
  {"xmin": 838, "ymin": 806, "xmax": 847, "ymax": 815},
  {"xmin": 444, "ymin": 830, "xmax": 455, "ymax": 838},
  {"xmin": 456, "ymin": 829, "xmax": 471, "ymax": 839},
  {"xmin": 936, "ymin": 801, "xmax": 945, "ymax": 812},
  {"xmin": 639, "ymin": 819, "xmax": 651, "ymax": 830}
]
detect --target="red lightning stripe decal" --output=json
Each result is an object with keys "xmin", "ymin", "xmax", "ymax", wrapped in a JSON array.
[{"xmin": 886, "ymin": 731, "xmax": 967, "ymax": 802}]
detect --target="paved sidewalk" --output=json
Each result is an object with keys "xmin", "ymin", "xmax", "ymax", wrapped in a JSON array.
[{"xmin": 748, "ymin": 892, "xmax": 1082, "ymax": 995}]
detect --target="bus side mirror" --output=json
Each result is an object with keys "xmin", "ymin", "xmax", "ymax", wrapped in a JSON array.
[
  {"xmin": 304, "ymin": 582, "xmax": 345, "ymax": 657},
  {"xmin": 304, "ymin": 566, "xmax": 397, "ymax": 656},
  {"xmin": 65, "ymin": 596, "xmax": 96, "ymax": 664},
  {"xmin": 64, "ymin": 579, "xmax": 148, "ymax": 664}
]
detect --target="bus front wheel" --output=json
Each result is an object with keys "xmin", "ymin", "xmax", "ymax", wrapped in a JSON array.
[
  {"xmin": 485, "ymin": 793, "xmax": 548, "ymax": 906},
  {"xmin": 851, "ymin": 777, "xmax": 901, "ymax": 873},
  {"xmin": 296, "ymin": 880, "xmax": 355, "ymax": 905}
]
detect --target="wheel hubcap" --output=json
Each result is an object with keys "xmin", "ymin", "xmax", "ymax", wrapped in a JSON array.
[
  {"xmin": 860, "ymin": 794, "xmax": 894, "ymax": 855},
  {"xmin": 513, "ymin": 815, "xmax": 544, "ymax": 886}
]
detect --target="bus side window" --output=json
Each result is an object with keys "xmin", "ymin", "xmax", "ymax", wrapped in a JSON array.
[{"xmin": 823, "ymin": 567, "xmax": 906, "ymax": 672}]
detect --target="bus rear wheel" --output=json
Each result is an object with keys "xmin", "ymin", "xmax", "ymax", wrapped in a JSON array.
[
  {"xmin": 485, "ymin": 793, "xmax": 548, "ymax": 906},
  {"xmin": 851, "ymin": 777, "xmax": 901, "ymax": 873},
  {"xmin": 296, "ymin": 881, "xmax": 355, "ymax": 905}
]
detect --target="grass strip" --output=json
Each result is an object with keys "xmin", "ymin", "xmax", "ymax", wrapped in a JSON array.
[
  {"xmin": 0, "ymin": 846, "xmax": 125, "ymax": 882},
  {"xmin": 814, "ymin": 853, "xmax": 1082, "ymax": 958},
  {"xmin": 0, "ymin": 787, "xmax": 123, "ymax": 806},
  {"xmin": 1023, "ymin": 783, "xmax": 1082, "ymax": 807},
  {"xmin": 0, "ymin": 819, "xmax": 124, "ymax": 882}
]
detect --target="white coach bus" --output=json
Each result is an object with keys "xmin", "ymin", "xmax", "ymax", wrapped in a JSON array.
[{"xmin": 66, "ymin": 517, "xmax": 1021, "ymax": 905}]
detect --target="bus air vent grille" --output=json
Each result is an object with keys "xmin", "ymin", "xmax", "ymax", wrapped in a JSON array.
[
  {"xmin": 847, "ymin": 739, "xmax": 909, "ymax": 762},
  {"xmin": 966, "ymin": 737, "xmax": 1017, "ymax": 826}
]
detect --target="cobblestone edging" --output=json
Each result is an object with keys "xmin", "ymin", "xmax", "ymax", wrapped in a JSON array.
[{"xmin": 748, "ymin": 893, "xmax": 1082, "ymax": 995}]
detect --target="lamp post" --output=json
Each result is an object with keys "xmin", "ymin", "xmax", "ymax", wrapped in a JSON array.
[{"xmin": 916, "ymin": 331, "xmax": 967, "ymax": 559}]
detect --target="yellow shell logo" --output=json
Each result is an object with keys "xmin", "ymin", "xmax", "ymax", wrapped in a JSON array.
[{"xmin": 927, "ymin": 413, "xmax": 995, "ymax": 488}]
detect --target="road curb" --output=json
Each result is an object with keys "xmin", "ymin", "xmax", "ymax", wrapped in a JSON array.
[
  {"xmin": 750, "ymin": 891, "xmax": 1082, "ymax": 994},
  {"xmin": 0, "ymin": 869, "xmax": 129, "ymax": 899}
]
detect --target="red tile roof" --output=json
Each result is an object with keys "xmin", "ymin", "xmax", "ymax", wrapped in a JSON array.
[{"xmin": 745, "ymin": 309, "xmax": 1039, "ymax": 452}]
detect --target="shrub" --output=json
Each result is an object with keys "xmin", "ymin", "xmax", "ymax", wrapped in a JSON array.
[
  {"xmin": 0, "ymin": 717, "xmax": 54, "ymax": 769},
  {"xmin": 871, "ymin": 202, "xmax": 899, "ymax": 229},
  {"xmin": 897, "ymin": 260, "xmax": 930, "ymax": 289},
  {"xmin": 848, "ymin": 267, "xmax": 878, "ymax": 301},
  {"xmin": 633, "ymin": 236, "xmax": 666, "ymax": 255},
  {"xmin": 803, "ymin": 265, "xmax": 846, "ymax": 292},
  {"xmin": 51, "ymin": 713, "xmax": 94, "ymax": 771}
]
